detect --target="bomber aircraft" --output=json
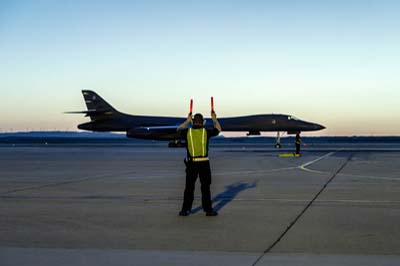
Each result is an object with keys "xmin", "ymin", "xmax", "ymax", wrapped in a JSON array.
[{"xmin": 67, "ymin": 90, "xmax": 325, "ymax": 147}]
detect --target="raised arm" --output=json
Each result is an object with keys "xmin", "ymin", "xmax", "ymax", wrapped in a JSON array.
[
  {"xmin": 178, "ymin": 113, "xmax": 192, "ymax": 130},
  {"xmin": 211, "ymin": 111, "xmax": 222, "ymax": 132}
]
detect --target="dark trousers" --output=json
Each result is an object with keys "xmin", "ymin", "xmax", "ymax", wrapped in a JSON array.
[
  {"xmin": 295, "ymin": 143, "xmax": 300, "ymax": 154},
  {"xmin": 181, "ymin": 161, "xmax": 213, "ymax": 212}
]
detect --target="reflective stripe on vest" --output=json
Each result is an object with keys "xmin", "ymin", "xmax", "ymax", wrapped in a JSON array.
[{"xmin": 187, "ymin": 128, "xmax": 207, "ymax": 158}]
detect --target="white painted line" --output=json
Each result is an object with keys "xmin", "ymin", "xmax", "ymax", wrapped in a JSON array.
[
  {"xmin": 338, "ymin": 173, "xmax": 400, "ymax": 182},
  {"xmin": 299, "ymin": 152, "xmax": 336, "ymax": 168},
  {"xmin": 298, "ymin": 151, "xmax": 338, "ymax": 174},
  {"xmin": 214, "ymin": 167, "xmax": 296, "ymax": 176}
]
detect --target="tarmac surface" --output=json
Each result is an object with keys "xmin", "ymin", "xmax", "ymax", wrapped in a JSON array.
[{"xmin": 1, "ymin": 143, "xmax": 400, "ymax": 265}]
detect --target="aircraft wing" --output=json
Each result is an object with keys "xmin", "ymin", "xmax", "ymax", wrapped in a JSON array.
[
  {"xmin": 64, "ymin": 110, "xmax": 114, "ymax": 118},
  {"xmin": 127, "ymin": 125, "xmax": 182, "ymax": 140}
]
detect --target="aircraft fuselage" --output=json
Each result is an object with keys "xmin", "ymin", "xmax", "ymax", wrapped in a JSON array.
[
  {"xmin": 73, "ymin": 90, "xmax": 325, "ymax": 141},
  {"xmin": 78, "ymin": 112, "xmax": 324, "ymax": 140}
]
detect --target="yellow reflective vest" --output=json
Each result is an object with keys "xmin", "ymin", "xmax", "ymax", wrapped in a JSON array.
[{"xmin": 187, "ymin": 128, "xmax": 208, "ymax": 158}]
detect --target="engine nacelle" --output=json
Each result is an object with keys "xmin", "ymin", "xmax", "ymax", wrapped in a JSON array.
[
  {"xmin": 126, "ymin": 127, "xmax": 181, "ymax": 140},
  {"xmin": 247, "ymin": 130, "xmax": 261, "ymax": 136},
  {"xmin": 127, "ymin": 127, "xmax": 154, "ymax": 139}
]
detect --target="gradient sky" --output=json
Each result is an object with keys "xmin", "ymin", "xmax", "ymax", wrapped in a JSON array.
[{"xmin": 1, "ymin": 0, "xmax": 399, "ymax": 135}]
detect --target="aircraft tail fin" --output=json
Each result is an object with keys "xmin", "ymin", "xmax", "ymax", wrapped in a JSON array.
[{"xmin": 81, "ymin": 90, "xmax": 119, "ymax": 121}]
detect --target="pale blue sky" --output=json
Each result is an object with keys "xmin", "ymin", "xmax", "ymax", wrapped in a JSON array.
[{"xmin": 1, "ymin": 0, "xmax": 399, "ymax": 135}]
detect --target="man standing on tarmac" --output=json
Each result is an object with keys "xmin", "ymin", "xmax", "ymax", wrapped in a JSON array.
[
  {"xmin": 177, "ymin": 111, "xmax": 221, "ymax": 217},
  {"xmin": 295, "ymin": 132, "xmax": 302, "ymax": 155}
]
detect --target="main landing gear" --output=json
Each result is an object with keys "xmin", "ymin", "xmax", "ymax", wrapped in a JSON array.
[{"xmin": 274, "ymin": 132, "xmax": 282, "ymax": 149}]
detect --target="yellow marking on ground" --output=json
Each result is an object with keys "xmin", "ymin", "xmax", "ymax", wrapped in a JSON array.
[{"xmin": 278, "ymin": 153, "xmax": 301, "ymax": 158}]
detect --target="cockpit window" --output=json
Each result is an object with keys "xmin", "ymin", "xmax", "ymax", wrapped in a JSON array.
[{"xmin": 288, "ymin": 115, "xmax": 299, "ymax": 120}]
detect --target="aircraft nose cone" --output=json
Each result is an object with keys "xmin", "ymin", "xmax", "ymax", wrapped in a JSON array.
[{"xmin": 315, "ymin": 124, "xmax": 325, "ymax": 130}]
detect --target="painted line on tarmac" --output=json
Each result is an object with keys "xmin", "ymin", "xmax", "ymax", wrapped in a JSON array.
[
  {"xmin": 297, "ymin": 151, "xmax": 339, "ymax": 174},
  {"xmin": 215, "ymin": 152, "xmax": 341, "ymax": 177},
  {"xmin": 214, "ymin": 166, "xmax": 296, "ymax": 177},
  {"xmin": 0, "ymin": 170, "xmax": 138, "ymax": 195},
  {"xmin": 338, "ymin": 173, "xmax": 400, "ymax": 182},
  {"xmin": 251, "ymin": 152, "xmax": 353, "ymax": 266},
  {"xmin": 103, "ymin": 166, "xmax": 297, "ymax": 180},
  {"xmin": 215, "ymin": 151, "xmax": 339, "ymax": 177},
  {"xmin": 2, "ymin": 195, "xmax": 400, "ymax": 205},
  {"xmin": 298, "ymin": 167, "xmax": 325, "ymax": 174},
  {"xmin": 0, "ymin": 150, "xmax": 341, "ymax": 196},
  {"xmin": 0, "ymin": 165, "xmax": 295, "ymax": 193}
]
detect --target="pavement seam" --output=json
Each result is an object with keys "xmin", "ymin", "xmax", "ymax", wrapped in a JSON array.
[{"xmin": 250, "ymin": 152, "xmax": 354, "ymax": 266}]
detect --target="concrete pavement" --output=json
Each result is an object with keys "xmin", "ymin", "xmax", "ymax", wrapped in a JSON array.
[{"xmin": 1, "ymin": 144, "xmax": 400, "ymax": 265}]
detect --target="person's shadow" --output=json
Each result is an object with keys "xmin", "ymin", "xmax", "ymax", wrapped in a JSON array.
[{"xmin": 191, "ymin": 180, "xmax": 258, "ymax": 214}]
